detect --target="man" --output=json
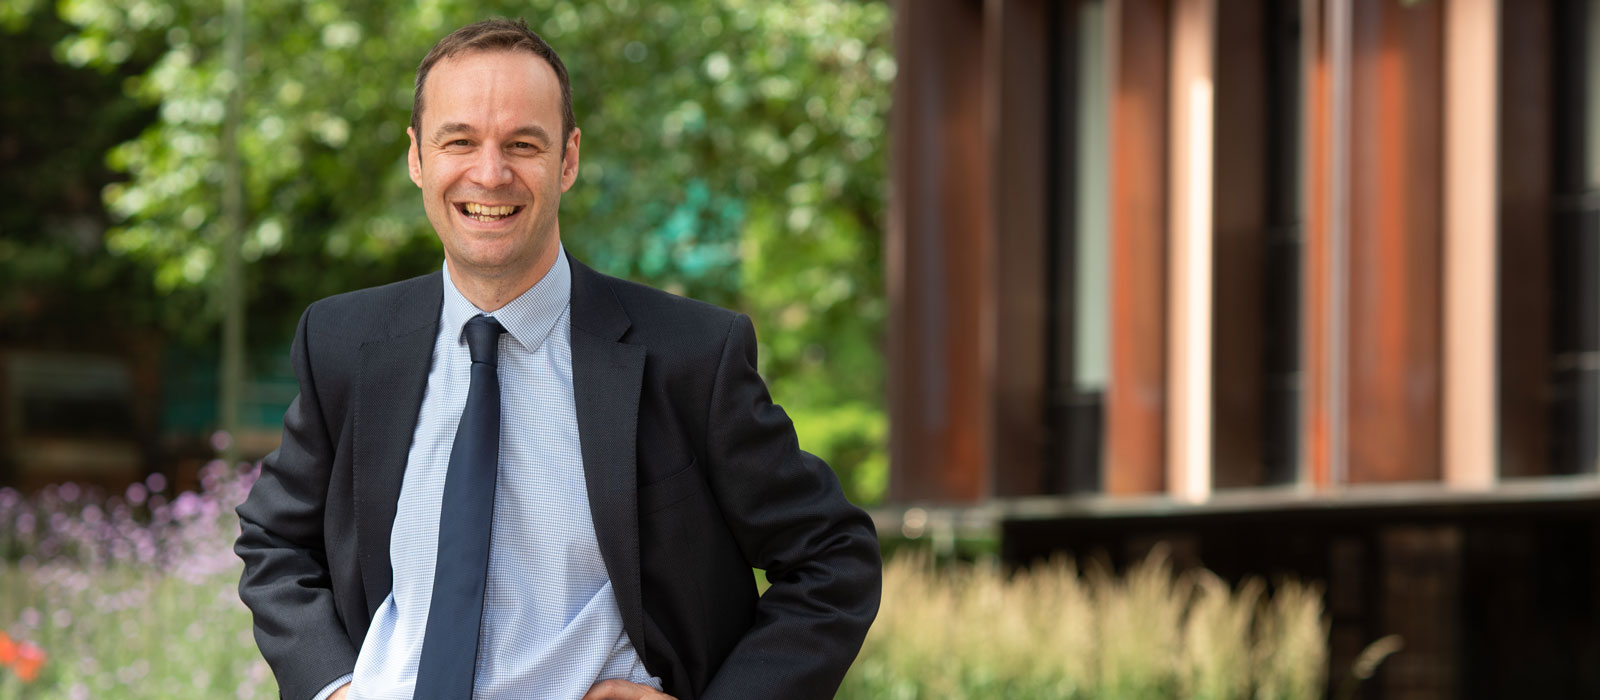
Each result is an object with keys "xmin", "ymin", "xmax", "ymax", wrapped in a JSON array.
[{"xmin": 235, "ymin": 18, "xmax": 881, "ymax": 700}]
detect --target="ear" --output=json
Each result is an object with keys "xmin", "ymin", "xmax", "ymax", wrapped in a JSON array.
[
  {"xmin": 559, "ymin": 127, "xmax": 581, "ymax": 193},
  {"xmin": 407, "ymin": 126, "xmax": 423, "ymax": 187}
]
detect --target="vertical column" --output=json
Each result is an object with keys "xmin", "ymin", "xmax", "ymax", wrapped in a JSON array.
[
  {"xmin": 985, "ymin": 0, "xmax": 1052, "ymax": 497},
  {"xmin": 1212, "ymin": 0, "xmax": 1305, "ymax": 489},
  {"xmin": 1345, "ymin": 0, "xmax": 1444, "ymax": 483},
  {"xmin": 1211, "ymin": 0, "xmax": 1269, "ymax": 490},
  {"xmin": 1442, "ymin": 0, "xmax": 1498, "ymax": 488},
  {"xmin": 1303, "ymin": 0, "xmax": 1338, "ymax": 487},
  {"xmin": 1167, "ymin": 0, "xmax": 1215, "ymax": 502},
  {"xmin": 1498, "ymin": 0, "xmax": 1552, "ymax": 479},
  {"xmin": 1106, "ymin": 0, "xmax": 1172, "ymax": 495},
  {"xmin": 888, "ymin": 0, "xmax": 990, "ymax": 503}
]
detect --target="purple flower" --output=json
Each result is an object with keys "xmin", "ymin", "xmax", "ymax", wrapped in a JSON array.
[{"xmin": 172, "ymin": 492, "xmax": 202, "ymax": 520}]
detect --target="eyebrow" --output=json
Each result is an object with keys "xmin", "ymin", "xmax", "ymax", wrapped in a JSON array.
[
  {"xmin": 432, "ymin": 122, "xmax": 553, "ymax": 146},
  {"xmin": 431, "ymin": 122, "xmax": 475, "ymax": 140},
  {"xmin": 508, "ymin": 125, "xmax": 553, "ymax": 145}
]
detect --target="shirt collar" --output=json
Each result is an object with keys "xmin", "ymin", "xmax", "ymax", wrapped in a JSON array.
[{"xmin": 441, "ymin": 244, "xmax": 571, "ymax": 355}]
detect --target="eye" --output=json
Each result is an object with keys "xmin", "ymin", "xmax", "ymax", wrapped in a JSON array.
[
  {"xmin": 447, "ymin": 139, "xmax": 471, "ymax": 147},
  {"xmin": 511, "ymin": 141, "xmax": 536, "ymax": 150}
]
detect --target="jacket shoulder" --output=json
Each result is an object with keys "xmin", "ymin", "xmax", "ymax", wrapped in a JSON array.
[
  {"xmin": 301, "ymin": 271, "xmax": 443, "ymax": 345},
  {"xmin": 600, "ymin": 273, "xmax": 741, "ymax": 347}
]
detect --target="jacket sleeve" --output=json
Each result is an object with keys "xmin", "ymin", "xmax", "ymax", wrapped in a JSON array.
[
  {"xmin": 698, "ymin": 313, "xmax": 883, "ymax": 700},
  {"xmin": 234, "ymin": 305, "xmax": 359, "ymax": 700}
]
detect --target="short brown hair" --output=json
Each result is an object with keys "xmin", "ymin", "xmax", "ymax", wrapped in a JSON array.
[{"xmin": 411, "ymin": 18, "xmax": 575, "ymax": 149}]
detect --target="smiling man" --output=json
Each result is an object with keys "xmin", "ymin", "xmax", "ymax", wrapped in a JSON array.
[{"xmin": 234, "ymin": 18, "xmax": 881, "ymax": 700}]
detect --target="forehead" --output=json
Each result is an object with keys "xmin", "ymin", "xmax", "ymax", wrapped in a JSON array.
[{"xmin": 421, "ymin": 50, "xmax": 562, "ymax": 132}]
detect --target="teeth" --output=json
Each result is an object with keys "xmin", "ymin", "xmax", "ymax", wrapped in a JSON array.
[{"xmin": 464, "ymin": 203, "xmax": 516, "ymax": 216}]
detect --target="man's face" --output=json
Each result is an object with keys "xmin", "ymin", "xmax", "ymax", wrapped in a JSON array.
[{"xmin": 408, "ymin": 50, "xmax": 579, "ymax": 282}]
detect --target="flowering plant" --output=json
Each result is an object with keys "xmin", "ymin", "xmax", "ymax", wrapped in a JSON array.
[
  {"xmin": 0, "ymin": 460, "xmax": 274, "ymax": 699},
  {"xmin": 0, "ymin": 630, "xmax": 47, "ymax": 682}
]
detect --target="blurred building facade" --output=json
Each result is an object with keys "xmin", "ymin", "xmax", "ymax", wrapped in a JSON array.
[
  {"xmin": 0, "ymin": 338, "xmax": 295, "ymax": 492},
  {"xmin": 887, "ymin": 0, "xmax": 1600, "ymax": 696}
]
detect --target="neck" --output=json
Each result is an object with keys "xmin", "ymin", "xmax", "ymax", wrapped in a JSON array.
[{"xmin": 446, "ymin": 242, "xmax": 560, "ymax": 312}]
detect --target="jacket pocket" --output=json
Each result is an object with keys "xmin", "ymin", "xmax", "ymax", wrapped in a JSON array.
[{"xmin": 638, "ymin": 457, "xmax": 701, "ymax": 514}]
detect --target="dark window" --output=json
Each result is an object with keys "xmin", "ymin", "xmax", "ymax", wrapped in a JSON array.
[
  {"xmin": 1501, "ymin": 0, "xmax": 1600, "ymax": 478},
  {"xmin": 1547, "ymin": 0, "xmax": 1600, "ymax": 475},
  {"xmin": 1046, "ymin": 0, "xmax": 1112, "ymax": 494}
]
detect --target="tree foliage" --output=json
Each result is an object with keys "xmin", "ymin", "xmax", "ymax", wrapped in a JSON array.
[
  {"xmin": 37, "ymin": 0, "xmax": 893, "ymax": 502},
  {"xmin": 0, "ymin": 2, "xmax": 159, "ymax": 338}
]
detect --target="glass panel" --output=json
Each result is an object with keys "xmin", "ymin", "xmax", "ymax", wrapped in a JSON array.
[
  {"xmin": 1047, "ymin": 0, "xmax": 1110, "ymax": 494},
  {"xmin": 1589, "ymin": 0, "xmax": 1600, "ymax": 192},
  {"xmin": 1549, "ymin": 0, "xmax": 1600, "ymax": 474},
  {"xmin": 1074, "ymin": 0, "xmax": 1112, "ymax": 396}
]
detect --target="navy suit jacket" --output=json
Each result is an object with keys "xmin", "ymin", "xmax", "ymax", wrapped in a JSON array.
[{"xmin": 235, "ymin": 252, "xmax": 882, "ymax": 700}]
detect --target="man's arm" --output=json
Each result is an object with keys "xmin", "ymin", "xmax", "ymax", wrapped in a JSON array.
[
  {"xmin": 235, "ymin": 306, "xmax": 360, "ymax": 700},
  {"xmin": 698, "ymin": 313, "xmax": 882, "ymax": 700}
]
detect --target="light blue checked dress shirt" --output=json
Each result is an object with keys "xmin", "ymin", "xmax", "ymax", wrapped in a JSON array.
[{"xmin": 317, "ymin": 247, "xmax": 661, "ymax": 700}]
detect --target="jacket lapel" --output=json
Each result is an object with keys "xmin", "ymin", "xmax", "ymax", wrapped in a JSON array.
[
  {"xmin": 568, "ymin": 253, "xmax": 650, "ymax": 665},
  {"xmin": 354, "ymin": 272, "xmax": 443, "ymax": 618}
]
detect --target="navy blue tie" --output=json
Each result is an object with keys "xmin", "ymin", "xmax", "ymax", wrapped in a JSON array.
[{"xmin": 415, "ymin": 314, "xmax": 505, "ymax": 700}]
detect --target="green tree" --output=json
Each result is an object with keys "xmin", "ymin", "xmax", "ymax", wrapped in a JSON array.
[
  {"xmin": 50, "ymin": 0, "xmax": 893, "ymax": 502},
  {"xmin": 0, "ymin": 1, "xmax": 159, "ymax": 337}
]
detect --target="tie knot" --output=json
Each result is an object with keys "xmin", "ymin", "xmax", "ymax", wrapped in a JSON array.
[{"xmin": 464, "ymin": 315, "xmax": 506, "ymax": 366}]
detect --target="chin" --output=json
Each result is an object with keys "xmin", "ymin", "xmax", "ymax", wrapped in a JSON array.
[{"xmin": 455, "ymin": 245, "xmax": 539, "ymax": 273}]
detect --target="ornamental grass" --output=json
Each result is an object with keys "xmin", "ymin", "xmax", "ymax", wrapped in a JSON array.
[{"xmin": 837, "ymin": 548, "xmax": 1332, "ymax": 700}]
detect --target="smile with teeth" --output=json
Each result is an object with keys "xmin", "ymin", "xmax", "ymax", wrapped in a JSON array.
[{"xmin": 459, "ymin": 202, "xmax": 523, "ymax": 222}]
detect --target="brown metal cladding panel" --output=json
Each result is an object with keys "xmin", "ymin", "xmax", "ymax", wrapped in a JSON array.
[
  {"xmin": 1498, "ymin": 0, "xmax": 1552, "ymax": 478},
  {"xmin": 1211, "ymin": 0, "xmax": 1268, "ymax": 489},
  {"xmin": 1346, "ymin": 0, "xmax": 1443, "ymax": 483},
  {"xmin": 1106, "ymin": 0, "xmax": 1170, "ymax": 495},
  {"xmin": 1305, "ymin": 0, "xmax": 1332, "ymax": 487},
  {"xmin": 888, "ymin": 0, "xmax": 989, "ymax": 503},
  {"xmin": 987, "ymin": 0, "xmax": 1052, "ymax": 498}
]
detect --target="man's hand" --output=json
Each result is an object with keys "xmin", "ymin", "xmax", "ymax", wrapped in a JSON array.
[
  {"xmin": 581, "ymin": 679, "xmax": 677, "ymax": 700},
  {"xmin": 327, "ymin": 683, "xmax": 351, "ymax": 700}
]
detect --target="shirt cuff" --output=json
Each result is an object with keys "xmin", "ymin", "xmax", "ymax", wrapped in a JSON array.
[{"xmin": 311, "ymin": 673, "xmax": 354, "ymax": 700}]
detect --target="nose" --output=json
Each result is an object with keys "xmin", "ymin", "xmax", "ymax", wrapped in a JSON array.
[{"xmin": 467, "ymin": 145, "xmax": 513, "ymax": 189}]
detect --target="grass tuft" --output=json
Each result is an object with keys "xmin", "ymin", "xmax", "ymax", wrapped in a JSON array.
[{"xmin": 839, "ymin": 547, "xmax": 1333, "ymax": 700}]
